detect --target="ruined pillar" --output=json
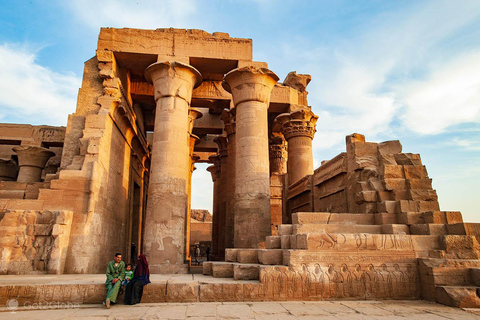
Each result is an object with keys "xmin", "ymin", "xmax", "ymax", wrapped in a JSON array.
[
  {"xmin": 221, "ymin": 109, "xmax": 236, "ymax": 249},
  {"xmin": 207, "ymin": 158, "xmax": 221, "ymax": 260},
  {"xmin": 222, "ymin": 66, "xmax": 279, "ymax": 248},
  {"xmin": 13, "ymin": 146, "xmax": 55, "ymax": 183},
  {"xmin": 214, "ymin": 136, "xmax": 228, "ymax": 255},
  {"xmin": 143, "ymin": 61, "xmax": 202, "ymax": 273},
  {"xmin": 274, "ymin": 109, "xmax": 318, "ymax": 186}
]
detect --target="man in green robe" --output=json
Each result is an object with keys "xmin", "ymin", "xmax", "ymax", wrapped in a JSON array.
[{"xmin": 104, "ymin": 252, "xmax": 125, "ymax": 308}]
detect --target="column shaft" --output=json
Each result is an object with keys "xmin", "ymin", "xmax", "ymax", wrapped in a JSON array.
[
  {"xmin": 143, "ymin": 61, "xmax": 201, "ymax": 273},
  {"xmin": 223, "ymin": 66, "xmax": 278, "ymax": 248}
]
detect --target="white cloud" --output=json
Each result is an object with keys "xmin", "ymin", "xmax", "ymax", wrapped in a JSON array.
[
  {"xmin": 398, "ymin": 51, "xmax": 480, "ymax": 134},
  {"xmin": 0, "ymin": 43, "xmax": 80, "ymax": 126},
  {"xmin": 66, "ymin": 0, "xmax": 197, "ymax": 30}
]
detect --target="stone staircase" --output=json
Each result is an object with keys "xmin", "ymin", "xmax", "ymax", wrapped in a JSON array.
[{"xmin": 202, "ymin": 211, "xmax": 480, "ymax": 303}]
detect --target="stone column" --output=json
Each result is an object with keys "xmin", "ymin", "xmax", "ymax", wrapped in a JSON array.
[
  {"xmin": 274, "ymin": 109, "xmax": 318, "ymax": 186},
  {"xmin": 221, "ymin": 109, "xmax": 236, "ymax": 250},
  {"xmin": 185, "ymin": 135, "xmax": 200, "ymax": 265},
  {"xmin": 185, "ymin": 108, "xmax": 202, "ymax": 263},
  {"xmin": 207, "ymin": 158, "xmax": 221, "ymax": 260},
  {"xmin": 143, "ymin": 61, "xmax": 202, "ymax": 273},
  {"xmin": 214, "ymin": 136, "xmax": 228, "ymax": 255},
  {"xmin": 13, "ymin": 146, "xmax": 55, "ymax": 183},
  {"xmin": 222, "ymin": 66, "xmax": 279, "ymax": 248},
  {"xmin": 269, "ymin": 136, "xmax": 287, "ymax": 175}
]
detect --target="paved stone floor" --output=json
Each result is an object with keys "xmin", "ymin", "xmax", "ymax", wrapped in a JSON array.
[{"xmin": 1, "ymin": 300, "xmax": 480, "ymax": 320}]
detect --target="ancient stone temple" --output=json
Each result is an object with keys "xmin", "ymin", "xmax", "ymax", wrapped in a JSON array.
[{"xmin": 1, "ymin": 28, "xmax": 480, "ymax": 308}]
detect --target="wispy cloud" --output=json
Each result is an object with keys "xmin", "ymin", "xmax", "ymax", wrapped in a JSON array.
[
  {"xmin": 0, "ymin": 43, "xmax": 80, "ymax": 126},
  {"xmin": 66, "ymin": 0, "xmax": 198, "ymax": 30},
  {"xmin": 398, "ymin": 51, "xmax": 480, "ymax": 134}
]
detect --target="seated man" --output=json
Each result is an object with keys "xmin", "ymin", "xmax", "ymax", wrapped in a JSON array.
[{"xmin": 104, "ymin": 252, "xmax": 125, "ymax": 308}]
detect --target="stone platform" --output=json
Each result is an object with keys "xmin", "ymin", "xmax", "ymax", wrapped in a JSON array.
[{"xmin": 2, "ymin": 300, "xmax": 480, "ymax": 320}]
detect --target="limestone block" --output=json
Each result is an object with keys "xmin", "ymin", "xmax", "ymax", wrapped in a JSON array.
[
  {"xmin": 423, "ymin": 211, "xmax": 447, "ymax": 224},
  {"xmin": 202, "ymin": 261, "xmax": 213, "ymax": 275},
  {"xmin": 411, "ymin": 224, "xmax": 446, "ymax": 235},
  {"xmin": 258, "ymin": 249, "xmax": 283, "ymax": 265},
  {"xmin": 398, "ymin": 212, "xmax": 424, "ymax": 225},
  {"xmin": 237, "ymin": 249, "xmax": 259, "ymax": 264},
  {"xmin": 392, "ymin": 189, "xmax": 410, "ymax": 201},
  {"xmin": 378, "ymin": 140, "xmax": 402, "ymax": 154},
  {"xmin": 233, "ymin": 264, "xmax": 259, "ymax": 280},
  {"xmin": 225, "ymin": 249, "xmax": 238, "ymax": 262},
  {"xmin": 418, "ymin": 200, "xmax": 440, "ymax": 212},
  {"xmin": 296, "ymin": 234, "xmax": 308, "ymax": 249},
  {"xmin": 354, "ymin": 191, "xmax": 377, "ymax": 204},
  {"xmin": 436, "ymin": 286, "xmax": 480, "ymax": 308},
  {"xmin": 265, "ymin": 236, "xmax": 281, "ymax": 249},
  {"xmin": 0, "ymin": 190, "xmax": 25, "ymax": 199},
  {"xmin": 280, "ymin": 235, "xmax": 291, "ymax": 249},
  {"xmin": 406, "ymin": 178, "xmax": 432, "ymax": 189},
  {"xmin": 212, "ymin": 263, "xmax": 234, "ymax": 278},
  {"xmin": 446, "ymin": 223, "xmax": 466, "ymax": 235},
  {"xmin": 292, "ymin": 212, "xmax": 330, "ymax": 224},
  {"xmin": 397, "ymin": 200, "xmax": 418, "ymax": 213},
  {"xmin": 445, "ymin": 211, "xmax": 463, "ymax": 224},
  {"xmin": 384, "ymin": 178, "xmax": 407, "ymax": 191},
  {"xmin": 278, "ymin": 224, "xmax": 293, "ymax": 236},
  {"xmin": 409, "ymin": 189, "xmax": 438, "ymax": 201},
  {"xmin": 382, "ymin": 224, "xmax": 410, "ymax": 234},
  {"xmin": 394, "ymin": 153, "xmax": 422, "ymax": 165},
  {"xmin": 289, "ymin": 235, "xmax": 297, "ymax": 249},
  {"xmin": 328, "ymin": 213, "xmax": 375, "ymax": 225},
  {"xmin": 382, "ymin": 165, "xmax": 405, "ymax": 179},
  {"xmin": 411, "ymin": 235, "xmax": 441, "ymax": 254},
  {"xmin": 375, "ymin": 213, "xmax": 397, "ymax": 225},
  {"xmin": 470, "ymin": 268, "xmax": 480, "ymax": 286},
  {"xmin": 404, "ymin": 165, "xmax": 428, "ymax": 180},
  {"xmin": 441, "ymin": 235, "xmax": 480, "ymax": 259},
  {"xmin": 377, "ymin": 201, "xmax": 397, "ymax": 214}
]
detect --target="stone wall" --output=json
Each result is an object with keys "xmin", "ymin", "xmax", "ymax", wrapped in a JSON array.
[
  {"xmin": 0, "ymin": 210, "xmax": 72, "ymax": 274},
  {"xmin": 287, "ymin": 133, "xmax": 440, "ymax": 218}
]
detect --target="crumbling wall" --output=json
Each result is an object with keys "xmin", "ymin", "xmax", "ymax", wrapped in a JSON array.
[
  {"xmin": 287, "ymin": 133, "xmax": 440, "ymax": 218},
  {"xmin": 0, "ymin": 210, "xmax": 72, "ymax": 274}
]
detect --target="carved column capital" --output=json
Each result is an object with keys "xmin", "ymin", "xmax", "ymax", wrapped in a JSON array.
[
  {"xmin": 145, "ymin": 61, "xmax": 202, "ymax": 103},
  {"xmin": 213, "ymin": 135, "xmax": 228, "ymax": 159},
  {"xmin": 188, "ymin": 108, "xmax": 203, "ymax": 134},
  {"xmin": 222, "ymin": 66, "xmax": 279, "ymax": 106},
  {"xmin": 221, "ymin": 109, "xmax": 236, "ymax": 137},
  {"xmin": 13, "ymin": 146, "xmax": 55, "ymax": 183},
  {"xmin": 274, "ymin": 109, "xmax": 318, "ymax": 140}
]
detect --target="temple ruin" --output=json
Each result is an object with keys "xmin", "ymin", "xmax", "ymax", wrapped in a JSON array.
[{"xmin": 1, "ymin": 28, "xmax": 480, "ymax": 308}]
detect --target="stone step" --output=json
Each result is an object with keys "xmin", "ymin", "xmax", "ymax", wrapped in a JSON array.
[
  {"xmin": 436, "ymin": 286, "xmax": 480, "ymax": 308},
  {"xmin": 265, "ymin": 236, "xmax": 281, "ymax": 249},
  {"xmin": 292, "ymin": 212, "xmax": 375, "ymax": 225},
  {"xmin": 409, "ymin": 224, "xmax": 447, "ymax": 235},
  {"xmin": 278, "ymin": 224, "xmax": 293, "ymax": 236},
  {"xmin": 224, "ymin": 248, "xmax": 287, "ymax": 266},
  {"xmin": 293, "ymin": 224, "xmax": 383, "ymax": 235}
]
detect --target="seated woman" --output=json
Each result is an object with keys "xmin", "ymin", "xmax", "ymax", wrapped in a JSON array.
[{"xmin": 124, "ymin": 254, "xmax": 150, "ymax": 305}]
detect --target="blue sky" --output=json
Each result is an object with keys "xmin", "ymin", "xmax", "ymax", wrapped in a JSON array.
[{"xmin": 1, "ymin": 0, "xmax": 479, "ymax": 221}]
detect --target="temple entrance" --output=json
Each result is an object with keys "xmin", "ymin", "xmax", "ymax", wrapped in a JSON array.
[{"xmin": 188, "ymin": 162, "xmax": 213, "ymax": 271}]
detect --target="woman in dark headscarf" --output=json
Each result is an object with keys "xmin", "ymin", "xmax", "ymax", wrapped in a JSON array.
[{"xmin": 124, "ymin": 254, "xmax": 150, "ymax": 305}]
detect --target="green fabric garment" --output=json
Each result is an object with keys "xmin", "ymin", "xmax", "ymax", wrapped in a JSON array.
[{"xmin": 105, "ymin": 260, "xmax": 126, "ymax": 285}]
